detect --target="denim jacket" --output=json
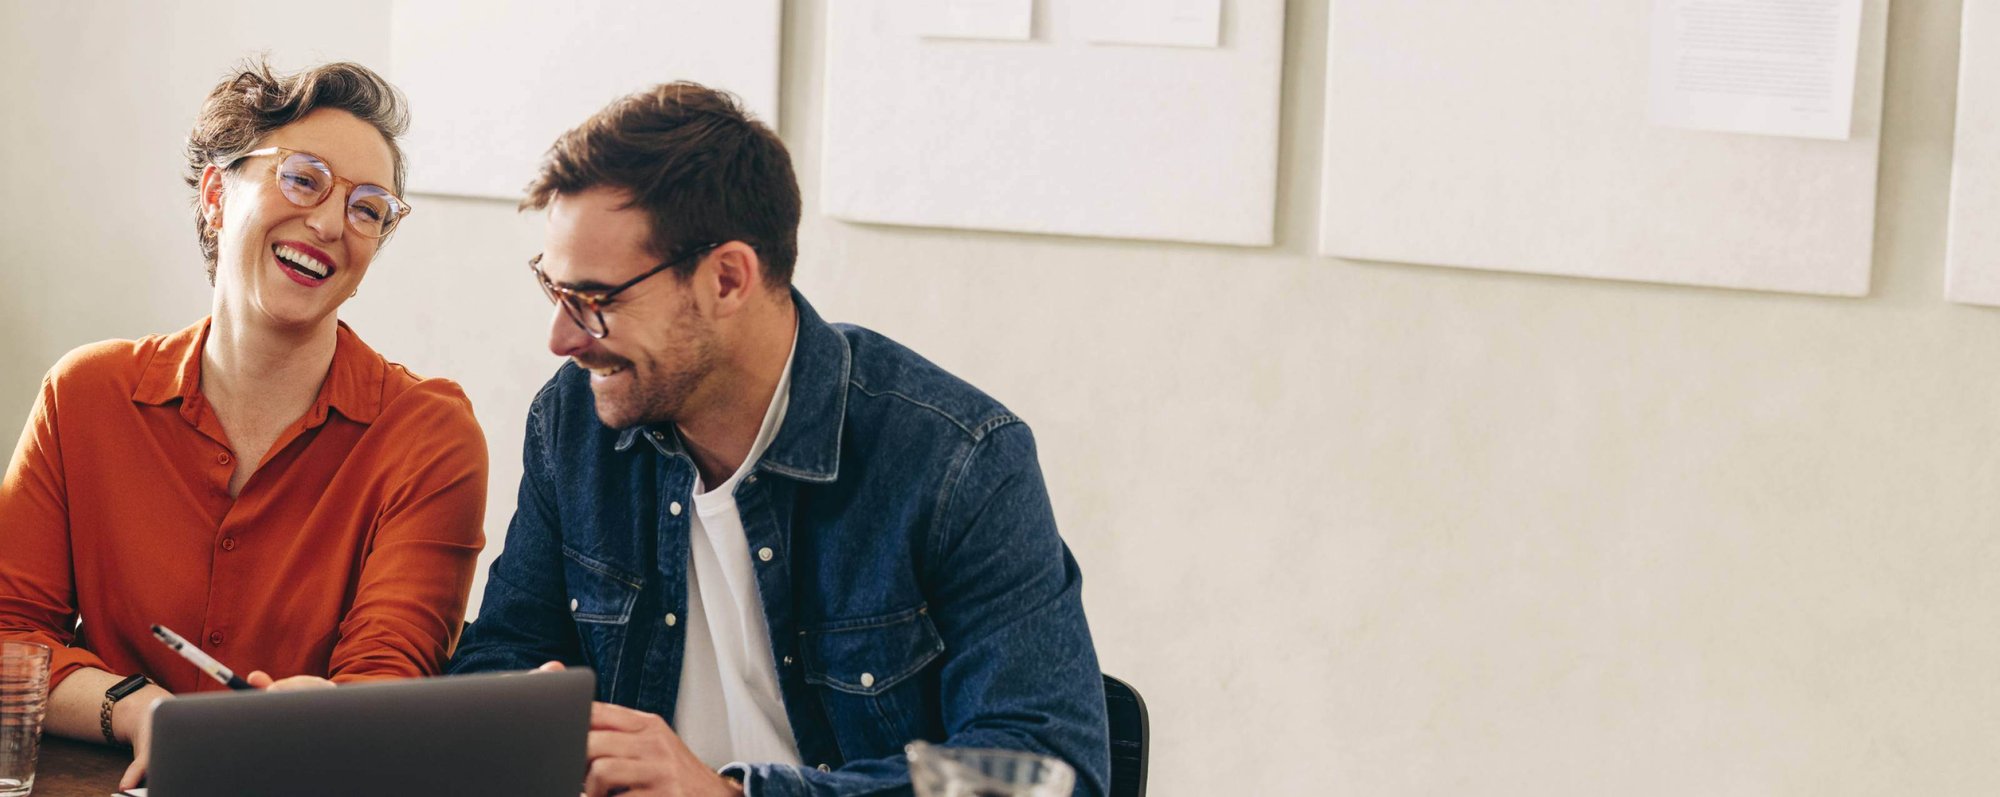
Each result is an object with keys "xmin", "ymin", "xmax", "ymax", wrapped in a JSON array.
[{"xmin": 449, "ymin": 291, "xmax": 1109, "ymax": 796}]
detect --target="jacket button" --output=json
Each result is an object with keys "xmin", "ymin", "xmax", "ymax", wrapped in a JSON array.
[
  {"xmin": 745, "ymin": 474, "xmax": 758, "ymax": 485},
  {"xmin": 859, "ymin": 672, "xmax": 875, "ymax": 688},
  {"xmin": 757, "ymin": 547, "xmax": 774, "ymax": 562},
  {"xmin": 665, "ymin": 613, "xmax": 678, "ymax": 627},
  {"xmin": 569, "ymin": 599, "xmax": 579, "ymax": 612},
  {"xmin": 817, "ymin": 764, "xmax": 830, "ymax": 772},
  {"xmin": 220, "ymin": 538, "xmax": 237, "ymax": 552},
  {"xmin": 782, "ymin": 656, "xmax": 794, "ymax": 666},
  {"xmin": 670, "ymin": 501, "xmax": 683, "ymax": 517}
]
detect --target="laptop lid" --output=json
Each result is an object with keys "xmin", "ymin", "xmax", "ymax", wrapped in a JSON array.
[{"xmin": 146, "ymin": 669, "xmax": 594, "ymax": 797}]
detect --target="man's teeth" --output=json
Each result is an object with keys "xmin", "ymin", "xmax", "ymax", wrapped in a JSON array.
[
  {"xmin": 274, "ymin": 245, "xmax": 329, "ymax": 279},
  {"xmin": 588, "ymin": 366, "xmax": 626, "ymax": 377}
]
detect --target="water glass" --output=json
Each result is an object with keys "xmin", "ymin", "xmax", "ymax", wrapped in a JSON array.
[
  {"xmin": 0, "ymin": 641, "xmax": 51, "ymax": 797},
  {"xmin": 907, "ymin": 741, "xmax": 1075, "ymax": 797}
]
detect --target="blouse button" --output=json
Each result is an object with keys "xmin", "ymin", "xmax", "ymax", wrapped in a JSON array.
[
  {"xmin": 217, "ymin": 452, "xmax": 232, "ymax": 466},
  {"xmin": 220, "ymin": 538, "xmax": 237, "ymax": 552},
  {"xmin": 208, "ymin": 631, "xmax": 224, "ymax": 645}
]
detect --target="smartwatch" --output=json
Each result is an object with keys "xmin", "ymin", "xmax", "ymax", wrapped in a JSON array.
[{"xmin": 101, "ymin": 673, "xmax": 150, "ymax": 746}]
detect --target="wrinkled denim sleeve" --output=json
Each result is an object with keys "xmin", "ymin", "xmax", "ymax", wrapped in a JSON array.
[
  {"xmin": 447, "ymin": 390, "xmax": 585, "ymax": 674},
  {"xmin": 726, "ymin": 422, "xmax": 1110, "ymax": 797}
]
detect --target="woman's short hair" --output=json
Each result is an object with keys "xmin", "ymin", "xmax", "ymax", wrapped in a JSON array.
[{"xmin": 182, "ymin": 58, "xmax": 409, "ymax": 284}]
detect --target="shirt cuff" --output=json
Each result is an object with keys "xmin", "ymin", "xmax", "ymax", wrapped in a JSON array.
[
  {"xmin": 720, "ymin": 761, "xmax": 814, "ymax": 797},
  {"xmin": 720, "ymin": 762, "xmax": 757, "ymax": 797}
]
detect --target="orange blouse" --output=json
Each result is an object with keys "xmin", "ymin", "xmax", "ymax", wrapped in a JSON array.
[{"xmin": 0, "ymin": 318, "xmax": 487, "ymax": 694}]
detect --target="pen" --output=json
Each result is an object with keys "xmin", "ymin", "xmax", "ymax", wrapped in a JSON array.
[{"xmin": 151, "ymin": 624, "xmax": 255, "ymax": 690}]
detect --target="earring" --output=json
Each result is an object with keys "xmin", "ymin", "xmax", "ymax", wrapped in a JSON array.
[{"xmin": 350, "ymin": 289, "xmax": 358, "ymax": 298}]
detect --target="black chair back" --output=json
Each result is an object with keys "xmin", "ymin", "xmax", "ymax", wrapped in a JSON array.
[{"xmin": 1103, "ymin": 674, "xmax": 1148, "ymax": 797}]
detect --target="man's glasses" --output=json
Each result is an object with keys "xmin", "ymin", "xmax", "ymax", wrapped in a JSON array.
[
  {"xmin": 219, "ymin": 147, "xmax": 411, "ymax": 238},
  {"xmin": 530, "ymin": 242, "xmax": 722, "ymax": 339}
]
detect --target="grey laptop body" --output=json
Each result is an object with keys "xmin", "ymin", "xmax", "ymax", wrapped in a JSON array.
[{"xmin": 145, "ymin": 668, "xmax": 594, "ymax": 797}]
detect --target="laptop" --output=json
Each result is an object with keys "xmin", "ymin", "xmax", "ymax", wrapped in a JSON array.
[{"xmin": 134, "ymin": 668, "xmax": 593, "ymax": 797}]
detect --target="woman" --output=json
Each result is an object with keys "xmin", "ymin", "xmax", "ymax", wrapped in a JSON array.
[{"xmin": 0, "ymin": 60, "xmax": 486, "ymax": 785}]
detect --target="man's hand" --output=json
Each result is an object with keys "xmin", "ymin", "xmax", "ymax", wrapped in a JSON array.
[
  {"xmin": 583, "ymin": 702, "xmax": 743, "ymax": 797},
  {"xmin": 537, "ymin": 662, "xmax": 738, "ymax": 796}
]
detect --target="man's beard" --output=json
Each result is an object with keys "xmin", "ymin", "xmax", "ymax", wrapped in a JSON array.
[{"xmin": 587, "ymin": 318, "xmax": 718, "ymax": 431}]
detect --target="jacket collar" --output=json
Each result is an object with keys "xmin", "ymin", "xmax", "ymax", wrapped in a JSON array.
[
  {"xmin": 614, "ymin": 288, "xmax": 847, "ymax": 484},
  {"xmin": 131, "ymin": 317, "xmax": 389, "ymax": 426}
]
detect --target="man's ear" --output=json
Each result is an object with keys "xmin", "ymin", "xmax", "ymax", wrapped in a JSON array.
[{"xmin": 709, "ymin": 241, "xmax": 764, "ymax": 317}]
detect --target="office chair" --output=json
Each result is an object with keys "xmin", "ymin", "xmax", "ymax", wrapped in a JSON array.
[{"xmin": 1104, "ymin": 674, "xmax": 1148, "ymax": 797}]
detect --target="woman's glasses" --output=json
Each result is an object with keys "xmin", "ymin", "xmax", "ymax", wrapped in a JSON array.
[{"xmin": 220, "ymin": 147, "xmax": 411, "ymax": 238}]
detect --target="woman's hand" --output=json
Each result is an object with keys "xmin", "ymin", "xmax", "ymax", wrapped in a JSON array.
[
  {"xmin": 114, "ymin": 672, "xmax": 331, "ymax": 788},
  {"xmin": 114, "ymin": 689, "xmax": 171, "ymax": 791},
  {"xmin": 245, "ymin": 670, "xmax": 337, "ymax": 691}
]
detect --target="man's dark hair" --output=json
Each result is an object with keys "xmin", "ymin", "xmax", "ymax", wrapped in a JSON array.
[{"xmin": 523, "ymin": 82, "xmax": 800, "ymax": 287}]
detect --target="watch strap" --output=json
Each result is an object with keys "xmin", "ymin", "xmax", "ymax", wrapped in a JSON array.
[{"xmin": 101, "ymin": 673, "xmax": 149, "ymax": 746}]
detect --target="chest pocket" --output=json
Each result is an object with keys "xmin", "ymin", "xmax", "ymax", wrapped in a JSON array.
[
  {"xmin": 563, "ymin": 545, "xmax": 640, "ymax": 621},
  {"xmin": 563, "ymin": 545, "xmax": 641, "ymax": 698},
  {"xmin": 801, "ymin": 605, "xmax": 945, "ymax": 758}
]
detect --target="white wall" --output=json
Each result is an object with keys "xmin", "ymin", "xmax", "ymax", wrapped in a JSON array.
[{"xmin": 5, "ymin": 2, "xmax": 1997, "ymax": 794}]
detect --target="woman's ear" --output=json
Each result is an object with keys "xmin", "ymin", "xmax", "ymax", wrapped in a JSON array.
[{"xmin": 198, "ymin": 164, "xmax": 227, "ymax": 232}]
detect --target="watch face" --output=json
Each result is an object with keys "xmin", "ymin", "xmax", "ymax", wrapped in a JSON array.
[{"xmin": 108, "ymin": 674, "xmax": 149, "ymax": 700}]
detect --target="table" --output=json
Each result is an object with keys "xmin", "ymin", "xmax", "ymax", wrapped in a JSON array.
[{"xmin": 26, "ymin": 735, "xmax": 129, "ymax": 796}]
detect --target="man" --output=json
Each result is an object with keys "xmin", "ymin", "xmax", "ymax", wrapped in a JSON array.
[{"xmin": 448, "ymin": 82, "xmax": 1110, "ymax": 797}]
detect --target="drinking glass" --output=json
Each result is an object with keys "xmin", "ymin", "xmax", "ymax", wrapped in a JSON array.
[
  {"xmin": 906, "ymin": 741, "xmax": 1075, "ymax": 797},
  {"xmin": 0, "ymin": 641, "xmax": 51, "ymax": 797}
]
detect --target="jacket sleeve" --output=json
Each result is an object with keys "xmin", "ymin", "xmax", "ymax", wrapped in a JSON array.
[
  {"xmin": 725, "ymin": 422, "xmax": 1111, "ymax": 797},
  {"xmin": 448, "ymin": 384, "xmax": 585, "ymax": 674}
]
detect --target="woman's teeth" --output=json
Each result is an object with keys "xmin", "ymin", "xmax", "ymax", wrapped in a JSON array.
[{"xmin": 274, "ymin": 245, "xmax": 330, "ymax": 279}]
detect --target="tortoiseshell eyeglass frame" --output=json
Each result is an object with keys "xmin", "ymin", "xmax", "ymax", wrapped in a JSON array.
[{"xmin": 529, "ymin": 241, "xmax": 723, "ymax": 339}]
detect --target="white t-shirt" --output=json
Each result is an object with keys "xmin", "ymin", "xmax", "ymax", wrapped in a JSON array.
[{"xmin": 673, "ymin": 335, "xmax": 803, "ymax": 769}]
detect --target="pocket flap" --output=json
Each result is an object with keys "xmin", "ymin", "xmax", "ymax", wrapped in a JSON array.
[
  {"xmin": 562, "ymin": 545, "xmax": 640, "ymax": 624},
  {"xmin": 801, "ymin": 605, "xmax": 944, "ymax": 696}
]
